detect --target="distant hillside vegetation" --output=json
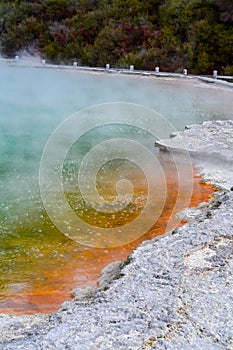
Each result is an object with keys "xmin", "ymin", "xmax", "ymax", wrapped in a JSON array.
[{"xmin": 0, "ymin": 0, "xmax": 232, "ymax": 74}]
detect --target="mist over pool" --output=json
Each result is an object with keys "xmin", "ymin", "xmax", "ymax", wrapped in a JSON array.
[{"xmin": 0, "ymin": 62, "xmax": 232, "ymax": 313}]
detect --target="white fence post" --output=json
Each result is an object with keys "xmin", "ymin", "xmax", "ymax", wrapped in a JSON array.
[{"xmin": 213, "ymin": 70, "xmax": 218, "ymax": 79}]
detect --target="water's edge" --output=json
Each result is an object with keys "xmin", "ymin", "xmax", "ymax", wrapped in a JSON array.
[
  {"xmin": 1, "ymin": 120, "xmax": 233, "ymax": 349},
  {"xmin": 1, "ymin": 58, "xmax": 233, "ymax": 90}
]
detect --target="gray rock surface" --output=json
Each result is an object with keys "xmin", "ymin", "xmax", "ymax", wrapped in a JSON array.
[
  {"xmin": 156, "ymin": 120, "xmax": 233, "ymax": 190},
  {"xmin": 1, "ymin": 120, "xmax": 233, "ymax": 350}
]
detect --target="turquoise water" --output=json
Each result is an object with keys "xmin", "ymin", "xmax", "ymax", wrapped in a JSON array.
[
  {"xmin": 1, "ymin": 64, "xmax": 232, "ymax": 204},
  {"xmin": 1, "ymin": 63, "xmax": 232, "ymax": 185},
  {"xmin": 0, "ymin": 62, "xmax": 232, "ymax": 312}
]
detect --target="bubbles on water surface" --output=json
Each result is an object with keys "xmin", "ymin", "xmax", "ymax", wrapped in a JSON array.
[
  {"xmin": 0, "ymin": 65, "xmax": 230, "ymax": 312},
  {"xmin": 40, "ymin": 103, "xmax": 193, "ymax": 248}
]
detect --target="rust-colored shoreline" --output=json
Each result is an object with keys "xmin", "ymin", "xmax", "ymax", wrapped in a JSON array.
[{"xmin": 0, "ymin": 169, "xmax": 216, "ymax": 315}]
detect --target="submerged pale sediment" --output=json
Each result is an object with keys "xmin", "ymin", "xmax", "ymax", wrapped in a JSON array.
[{"xmin": 1, "ymin": 120, "xmax": 233, "ymax": 350}]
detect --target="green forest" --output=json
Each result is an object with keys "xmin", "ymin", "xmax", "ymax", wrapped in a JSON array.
[{"xmin": 0, "ymin": 0, "xmax": 232, "ymax": 74}]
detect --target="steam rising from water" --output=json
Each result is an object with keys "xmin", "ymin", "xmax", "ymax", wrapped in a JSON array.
[
  {"xmin": 0, "ymin": 62, "xmax": 232, "ymax": 228},
  {"xmin": 0, "ymin": 62, "xmax": 232, "ymax": 235},
  {"xmin": 0, "ymin": 62, "xmax": 233, "ymax": 308}
]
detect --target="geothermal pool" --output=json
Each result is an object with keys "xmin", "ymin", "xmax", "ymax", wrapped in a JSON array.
[{"xmin": 0, "ymin": 62, "xmax": 232, "ymax": 314}]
